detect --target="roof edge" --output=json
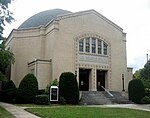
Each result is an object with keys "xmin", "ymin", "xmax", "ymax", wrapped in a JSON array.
[{"xmin": 56, "ymin": 9, "xmax": 123, "ymax": 32}]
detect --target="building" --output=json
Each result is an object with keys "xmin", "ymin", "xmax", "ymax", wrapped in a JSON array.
[{"xmin": 5, "ymin": 9, "xmax": 132, "ymax": 91}]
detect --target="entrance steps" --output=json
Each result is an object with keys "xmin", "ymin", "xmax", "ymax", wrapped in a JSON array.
[{"xmin": 79, "ymin": 91, "xmax": 131, "ymax": 105}]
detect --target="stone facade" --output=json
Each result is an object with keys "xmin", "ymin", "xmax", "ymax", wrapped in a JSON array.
[{"xmin": 5, "ymin": 9, "xmax": 132, "ymax": 91}]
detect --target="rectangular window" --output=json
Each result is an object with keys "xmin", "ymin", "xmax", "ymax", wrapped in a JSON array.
[
  {"xmin": 79, "ymin": 39, "xmax": 84, "ymax": 52},
  {"xmin": 104, "ymin": 42, "xmax": 107, "ymax": 55},
  {"xmin": 98, "ymin": 40, "xmax": 101, "ymax": 54},
  {"xmin": 85, "ymin": 37, "xmax": 90, "ymax": 52},
  {"xmin": 92, "ymin": 38, "xmax": 96, "ymax": 53}
]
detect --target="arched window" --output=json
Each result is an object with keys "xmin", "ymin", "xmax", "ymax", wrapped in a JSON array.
[{"xmin": 79, "ymin": 37, "xmax": 108, "ymax": 55}]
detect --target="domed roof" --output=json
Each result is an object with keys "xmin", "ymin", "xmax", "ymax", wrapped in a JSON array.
[{"xmin": 18, "ymin": 9, "xmax": 71, "ymax": 29}]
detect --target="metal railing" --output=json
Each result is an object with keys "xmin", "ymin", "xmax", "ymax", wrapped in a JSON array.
[{"xmin": 101, "ymin": 86, "xmax": 114, "ymax": 97}]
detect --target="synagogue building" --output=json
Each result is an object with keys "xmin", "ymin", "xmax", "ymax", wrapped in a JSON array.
[{"xmin": 5, "ymin": 9, "xmax": 132, "ymax": 92}]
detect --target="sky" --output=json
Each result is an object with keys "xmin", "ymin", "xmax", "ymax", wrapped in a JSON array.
[{"xmin": 3, "ymin": 0, "xmax": 150, "ymax": 72}]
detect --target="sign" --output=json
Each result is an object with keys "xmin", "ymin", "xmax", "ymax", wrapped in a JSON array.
[
  {"xmin": 79, "ymin": 54, "xmax": 108, "ymax": 64},
  {"xmin": 50, "ymin": 86, "xmax": 59, "ymax": 101}
]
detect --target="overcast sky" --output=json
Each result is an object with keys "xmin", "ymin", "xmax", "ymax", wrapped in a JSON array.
[{"xmin": 3, "ymin": 0, "xmax": 150, "ymax": 72}]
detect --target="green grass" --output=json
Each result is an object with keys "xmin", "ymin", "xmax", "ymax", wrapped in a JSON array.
[
  {"xmin": 0, "ymin": 106, "xmax": 15, "ymax": 118},
  {"xmin": 26, "ymin": 106, "xmax": 150, "ymax": 118}
]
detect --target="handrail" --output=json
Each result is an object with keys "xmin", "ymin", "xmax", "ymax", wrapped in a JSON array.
[{"xmin": 101, "ymin": 86, "xmax": 113, "ymax": 97}]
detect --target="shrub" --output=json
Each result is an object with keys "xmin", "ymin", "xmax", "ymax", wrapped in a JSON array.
[
  {"xmin": 128, "ymin": 79, "xmax": 145, "ymax": 103},
  {"xmin": 38, "ymin": 89, "xmax": 46, "ymax": 95},
  {"xmin": 34, "ymin": 94, "xmax": 49, "ymax": 105},
  {"xmin": 0, "ymin": 72, "xmax": 6, "ymax": 81},
  {"xmin": 16, "ymin": 74, "xmax": 38, "ymax": 103},
  {"xmin": 59, "ymin": 72, "xmax": 79, "ymax": 104},
  {"xmin": 140, "ymin": 96, "xmax": 150, "ymax": 104},
  {"xmin": 1, "ymin": 80, "xmax": 17, "ymax": 103},
  {"xmin": 145, "ymin": 88, "xmax": 150, "ymax": 97},
  {"xmin": 45, "ymin": 79, "xmax": 58, "ymax": 94},
  {"xmin": 59, "ymin": 97, "xmax": 67, "ymax": 105}
]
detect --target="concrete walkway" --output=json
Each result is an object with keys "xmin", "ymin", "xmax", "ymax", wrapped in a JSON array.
[
  {"xmin": 0, "ymin": 102, "xmax": 150, "ymax": 118},
  {"xmin": 0, "ymin": 102, "xmax": 40, "ymax": 118},
  {"xmin": 88, "ymin": 104, "xmax": 150, "ymax": 112}
]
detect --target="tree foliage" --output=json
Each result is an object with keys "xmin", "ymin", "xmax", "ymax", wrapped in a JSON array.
[
  {"xmin": 134, "ymin": 60, "xmax": 150, "ymax": 97},
  {"xmin": 134, "ymin": 60, "xmax": 150, "ymax": 80},
  {"xmin": 0, "ymin": 0, "xmax": 14, "ymax": 39},
  {"xmin": 0, "ymin": 43, "xmax": 14, "ymax": 75}
]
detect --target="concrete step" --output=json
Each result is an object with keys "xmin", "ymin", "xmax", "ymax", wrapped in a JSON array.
[
  {"xmin": 79, "ymin": 91, "xmax": 112, "ymax": 105},
  {"xmin": 79, "ymin": 91, "xmax": 131, "ymax": 105}
]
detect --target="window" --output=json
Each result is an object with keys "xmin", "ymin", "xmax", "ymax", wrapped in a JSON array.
[
  {"xmin": 92, "ymin": 38, "xmax": 96, "ymax": 53},
  {"xmin": 78, "ymin": 37, "xmax": 108, "ymax": 56},
  {"xmin": 79, "ymin": 39, "xmax": 84, "ymax": 52},
  {"xmin": 98, "ymin": 39, "xmax": 101, "ymax": 54},
  {"xmin": 85, "ymin": 37, "xmax": 90, "ymax": 52},
  {"xmin": 104, "ymin": 42, "xmax": 107, "ymax": 55}
]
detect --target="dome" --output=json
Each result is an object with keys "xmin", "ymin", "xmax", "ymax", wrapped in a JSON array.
[{"xmin": 18, "ymin": 9, "xmax": 71, "ymax": 29}]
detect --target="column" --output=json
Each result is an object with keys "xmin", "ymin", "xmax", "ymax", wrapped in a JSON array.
[{"xmin": 90, "ymin": 68, "xmax": 97, "ymax": 91}]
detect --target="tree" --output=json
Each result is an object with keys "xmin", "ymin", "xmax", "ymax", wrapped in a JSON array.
[
  {"xmin": 0, "ymin": 43, "xmax": 14, "ymax": 75},
  {"xmin": 133, "ymin": 59, "xmax": 150, "ymax": 98},
  {"xmin": 134, "ymin": 59, "xmax": 150, "ymax": 80},
  {"xmin": 0, "ymin": 0, "xmax": 14, "ymax": 39}
]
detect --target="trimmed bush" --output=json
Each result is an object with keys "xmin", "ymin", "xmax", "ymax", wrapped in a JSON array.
[
  {"xmin": 140, "ymin": 96, "xmax": 150, "ymax": 104},
  {"xmin": 1, "ymin": 80, "xmax": 17, "ymax": 103},
  {"xmin": 59, "ymin": 72, "xmax": 79, "ymax": 104},
  {"xmin": 16, "ymin": 74, "xmax": 38, "ymax": 103},
  {"xmin": 128, "ymin": 79, "xmax": 145, "ymax": 103},
  {"xmin": 38, "ymin": 89, "xmax": 46, "ymax": 95},
  {"xmin": 34, "ymin": 94, "xmax": 49, "ymax": 105}
]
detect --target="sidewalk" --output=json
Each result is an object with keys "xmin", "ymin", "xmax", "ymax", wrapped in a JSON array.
[
  {"xmin": 88, "ymin": 104, "xmax": 150, "ymax": 112},
  {"xmin": 0, "ymin": 102, "xmax": 40, "ymax": 118}
]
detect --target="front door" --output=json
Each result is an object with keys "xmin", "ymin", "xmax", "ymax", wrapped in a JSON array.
[
  {"xmin": 97, "ymin": 70, "xmax": 105, "ymax": 91},
  {"xmin": 79, "ymin": 69, "xmax": 89, "ymax": 91}
]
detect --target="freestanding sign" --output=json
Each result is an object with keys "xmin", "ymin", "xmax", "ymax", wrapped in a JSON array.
[{"xmin": 50, "ymin": 86, "xmax": 59, "ymax": 102}]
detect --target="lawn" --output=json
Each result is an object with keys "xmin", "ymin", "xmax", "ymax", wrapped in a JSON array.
[
  {"xmin": 26, "ymin": 106, "xmax": 150, "ymax": 118},
  {"xmin": 0, "ymin": 106, "xmax": 15, "ymax": 118}
]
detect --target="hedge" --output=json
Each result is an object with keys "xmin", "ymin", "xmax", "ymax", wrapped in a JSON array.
[
  {"xmin": 1, "ymin": 80, "xmax": 17, "ymax": 103},
  {"xmin": 128, "ymin": 79, "xmax": 145, "ymax": 103},
  {"xmin": 59, "ymin": 72, "xmax": 79, "ymax": 104},
  {"xmin": 16, "ymin": 74, "xmax": 38, "ymax": 103},
  {"xmin": 34, "ymin": 94, "xmax": 49, "ymax": 105}
]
